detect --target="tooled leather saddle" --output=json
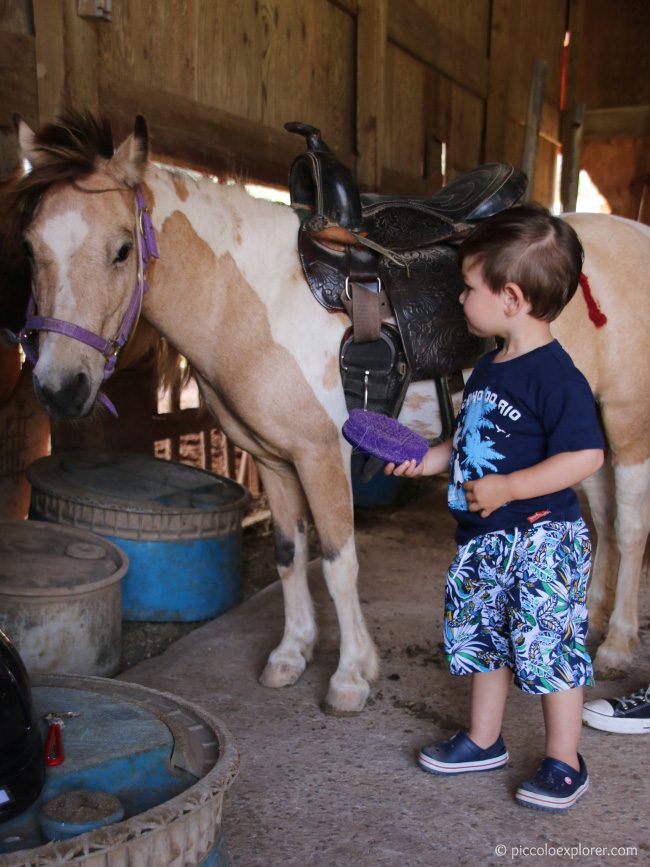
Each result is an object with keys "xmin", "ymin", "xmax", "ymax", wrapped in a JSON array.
[{"xmin": 286, "ymin": 121, "xmax": 527, "ymax": 439}]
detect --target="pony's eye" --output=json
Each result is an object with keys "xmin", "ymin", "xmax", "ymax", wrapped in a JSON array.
[
  {"xmin": 23, "ymin": 240, "xmax": 34, "ymax": 261},
  {"xmin": 113, "ymin": 242, "xmax": 132, "ymax": 264}
]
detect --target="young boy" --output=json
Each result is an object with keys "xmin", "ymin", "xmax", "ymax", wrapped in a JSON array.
[{"xmin": 387, "ymin": 203, "xmax": 605, "ymax": 811}]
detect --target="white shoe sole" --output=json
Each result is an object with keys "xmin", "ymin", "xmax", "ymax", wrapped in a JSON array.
[
  {"xmin": 418, "ymin": 750, "xmax": 509, "ymax": 775},
  {"xmin": 516, "ymin": 779, "xmax": 589, "ymax": 811},
  {"xmin": 583, "ymin": 709, "xmax": 650, "ymax": 734}
]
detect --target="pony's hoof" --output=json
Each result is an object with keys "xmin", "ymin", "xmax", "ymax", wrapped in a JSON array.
[
  {"xmin": 259, "ymin": 659, "xmax": 304, "ymax": 688},
  {"xmin": 323, "ymin": 679, "xmax": 369, "ymax": 715},
  {"xmin": 594, "ymin": 639, "xmax": 638, "ymax": 674}
]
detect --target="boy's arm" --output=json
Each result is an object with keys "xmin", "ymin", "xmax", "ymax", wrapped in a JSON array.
[
  {"xmin": 463, "ymin": 448, "xmax": 604, "ymax": 517},
  {"xmin": 384, "ymin": 438, "xmax": 453, "ymax": 478}
]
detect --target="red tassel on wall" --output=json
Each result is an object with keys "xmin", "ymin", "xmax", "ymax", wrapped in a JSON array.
[{"xmin": 579, "ymin": 273, "xmax": 608, "ymax": 327}]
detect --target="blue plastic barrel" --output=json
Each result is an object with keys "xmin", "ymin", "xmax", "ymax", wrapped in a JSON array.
[{"xmin": 27, "ymin": 453, "xmax": 249, "ymax": 622}]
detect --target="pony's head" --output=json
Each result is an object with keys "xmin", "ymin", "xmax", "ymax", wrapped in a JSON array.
[{"xmin": 6, "ymin": 111, "xmax": 150, "ymax": 418}]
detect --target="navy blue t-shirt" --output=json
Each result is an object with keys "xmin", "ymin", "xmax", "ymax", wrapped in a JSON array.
[{"xmin": 449, "ymin": 340, "xmax": 605, "ymax": 545}]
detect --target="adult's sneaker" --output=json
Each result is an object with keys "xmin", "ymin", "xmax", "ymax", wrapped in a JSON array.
[
  {"xmin": 582, "ymin": 685, "xmax": 650, "ymax": 734},
  {"xmin": 515, "ymin": 754, "xmax": 588, "ymax": 812},
  {"xmin": 418, "ymin": 731, "xmax": 508, "ymax": 775}
]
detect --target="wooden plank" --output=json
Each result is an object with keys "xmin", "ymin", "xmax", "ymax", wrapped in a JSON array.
[
  {"xmin": 99, "ymin": 74, "xmax": 356, "ymax": 184},
  {"xmin": 196, "ymin": 0, "xmax": 355, "ymax": 157},
  {"xmin": 387, "ymin": 0, "xmax": 489, "ymax": 99},
  {"xmin": 97, "ymin": 0, "xmax": 197, "ymax": 102},
  {"xmin": 32, "ymin": 0, "xmax": 99, "ymax": 122},
  {"xmin": 411, "ymin": 0, "xmax": 490, "ymax": 55},
  {"xmin": 583, "ymin": 105, "xmax": 650, "ymax": 139},
  {"xmin": 380, "ymin": 167, "xmax": 435, "ymax": 197},
  {"xmin": 0, "ymin": 30, "xmax": 38, "ymax": 129},
  {"xmin": 579, "ymin": 0, "xmax": 650, "ymax": 110},
  {"xmin": 356, "ymin": 0, "xmax": 387, "ymax": 191},
  {"xmin": 484, "ymin": 0, "xmax": 512, "ymax": 162},
  {"xmin": 0, "ymin": 0, "xmax": 33, "ymax": 33},
  {"xmin": 486, "ymin": 0, "xmax": 566, "ymax": 163},
  {"xmin": 382, "ymin": 42, "xmax": 424, "ymax": 179}
]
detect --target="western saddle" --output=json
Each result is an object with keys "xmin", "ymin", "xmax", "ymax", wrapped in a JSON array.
[{"xmin": 286, "ymin": 121, "xmax": 527, "ymax": 451}]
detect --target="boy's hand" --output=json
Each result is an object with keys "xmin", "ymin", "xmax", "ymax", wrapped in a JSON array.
[
  {"xmin": 384, "ymin": 458, "xmax": 423, "ymax": 477},
  {"xmin": 463, "ymin": 475, "xmax": 511, "ymax": 517}
]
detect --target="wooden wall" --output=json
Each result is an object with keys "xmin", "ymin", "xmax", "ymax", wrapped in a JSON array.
[
  {"xmin": 578, "ymin": 0, "xmax": 650, "ymax": 220},
  {"xmin": 1, "ymin": 0, "xmax": 574, "ymax": 206}
]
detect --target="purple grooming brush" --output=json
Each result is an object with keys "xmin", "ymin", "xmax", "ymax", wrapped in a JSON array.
[{"xmin": 342, "ymin": 409, "xmax": 429, "ymax": 465}]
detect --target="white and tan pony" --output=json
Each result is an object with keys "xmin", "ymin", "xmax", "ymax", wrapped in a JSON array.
[{"xmin": 6, "ymin": 113, "xmax": 649, "ymax": 712}]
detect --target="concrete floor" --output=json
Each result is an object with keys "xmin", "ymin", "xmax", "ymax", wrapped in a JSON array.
[{"xmin": 120, "ymin": 477, "xmax": 650, "ymax": 867}]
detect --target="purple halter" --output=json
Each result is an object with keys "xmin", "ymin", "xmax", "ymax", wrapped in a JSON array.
[{"xmin": 17, "ymin": 184, "xmax": 159, "ymax": 417}]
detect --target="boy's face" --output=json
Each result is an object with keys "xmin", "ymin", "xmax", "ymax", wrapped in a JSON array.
[{"xmin": 460, "ymin": 258, "xmax": 506, "ymax": 337}]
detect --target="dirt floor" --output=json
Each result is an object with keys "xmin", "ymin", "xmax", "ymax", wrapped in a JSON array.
[{"xmin": 119, "ymin": 476, "xmax": 650, "ymax": 867}]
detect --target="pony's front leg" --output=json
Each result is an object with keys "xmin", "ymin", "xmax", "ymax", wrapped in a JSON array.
[
  {"xmin": 594, "ymin": 459, "xmax": 650, "ymax": 671},
  {"xmin": 256, "ymin": 463, "xmax": 317, "ymax": 688},
  {"xmin": 299, "ymin": 454, "xmax": 379, "ymax": 714},
  {"xmin": 321, "ymin": 534, "xmax": 380, "ymax": 714}
]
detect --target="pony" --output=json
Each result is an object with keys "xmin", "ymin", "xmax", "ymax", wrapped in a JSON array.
[{"xmin": 4, "ymin": 112, "xmax": 649, "ymax": 711}]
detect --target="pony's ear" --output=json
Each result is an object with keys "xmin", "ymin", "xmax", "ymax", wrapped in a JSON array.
[
  {"xmin": 109, "ymin": 115, "xmax": 149, "ymax": 186},
  {"xmin": 13, "ymin": 114, "xmax": 40, "ymax": 165}
]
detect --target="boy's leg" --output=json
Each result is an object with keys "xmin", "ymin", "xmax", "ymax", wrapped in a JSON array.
[
  {"xmin": 469, "ymin": 667, "xmax": 513, "ymax": 749},
  {"xmin": 542, "ymin": 686, "xmax": 583, "ymax": 771}
]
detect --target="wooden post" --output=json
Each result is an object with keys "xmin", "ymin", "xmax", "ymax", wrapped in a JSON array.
[
  {"xmin": 521, "ymin": 59, "xmax": 547, "ymax": 200},
  {"xmin": 560, "ymin": 102, "xmax": 585, "ymax": 213},
  {"xmin": 560, "ymin": 0, "xmax": 584, "ymax": 213},
  {"xmin": 356, "ymin": 0, "xmax": 387, "ymax": 192}
]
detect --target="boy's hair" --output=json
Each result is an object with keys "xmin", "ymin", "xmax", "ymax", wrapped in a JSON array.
[{"xmin": 458, "ymin": 203, "xmax": 584, "ymax": 321}]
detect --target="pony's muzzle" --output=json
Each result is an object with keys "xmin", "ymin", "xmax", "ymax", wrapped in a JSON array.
[{"xmin": 33, "ymin": 370, "xmax": 92, "ymax": 419}]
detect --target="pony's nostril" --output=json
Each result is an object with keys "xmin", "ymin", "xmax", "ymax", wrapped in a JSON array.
[{"xmin": 32, "ymin": 370, "xmax": 91, "ymax": 418}]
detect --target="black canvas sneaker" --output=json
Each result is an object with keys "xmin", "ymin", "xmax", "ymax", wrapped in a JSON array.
[{"xmin": 583, "ymin": 685, "xmax": 650, "ymax": 734}]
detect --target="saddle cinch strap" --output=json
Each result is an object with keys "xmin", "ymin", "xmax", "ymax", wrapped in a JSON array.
[{"xmin": 286, "ymin": 121, "xmax": 527, "ymax": 383}]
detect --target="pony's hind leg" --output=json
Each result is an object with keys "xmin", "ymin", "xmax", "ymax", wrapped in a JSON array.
[
  {"xmin": 256, "ymin": 463, "xmax": 317, "ymax": 688},
  {"xmin": 594, "ymin": 457, "xmax": 650, "ymax": 671},
  {"xmin": 580, "ymin": 458, "xmax": 619, "ymax": 635}
]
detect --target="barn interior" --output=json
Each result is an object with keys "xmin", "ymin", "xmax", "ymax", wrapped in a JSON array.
[{"xmin": 0, "ymin": 1, "xmax": 649, "ymax": 865}]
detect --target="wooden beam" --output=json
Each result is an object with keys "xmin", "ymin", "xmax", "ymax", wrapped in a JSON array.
[
  {"xmin": 356, "ymin": 0, "xmax": 387, "ymax": 192},
  {"xmin": 387, "ymin": 0, "xmax": 489, "ymax": 100},
  {"xmin": 583, "ymin": 105, "xmax": 650, "ymax": 139},
  {"xmin": 98, "ymin": 74, "xmax": 353, "ymax": 185}
]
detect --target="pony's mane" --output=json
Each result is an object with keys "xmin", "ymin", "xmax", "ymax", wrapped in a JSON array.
[
  {"xmin": 9, "ymin": 110, "xmax": 114, "ymax": 228},
  {"xmin": 0, "ymin": 111, "xmax": 114, "ymax": 329}
]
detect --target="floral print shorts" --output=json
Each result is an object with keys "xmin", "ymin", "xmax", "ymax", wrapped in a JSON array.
[{"xmin": 444, "ymin": 519, "xmax": 593, "ymax": 694}]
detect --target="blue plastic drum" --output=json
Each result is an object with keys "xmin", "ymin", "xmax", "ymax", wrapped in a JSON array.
[{"xmin": 27, "ymin": 453, "xmax": 249, "ymax": 622}]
